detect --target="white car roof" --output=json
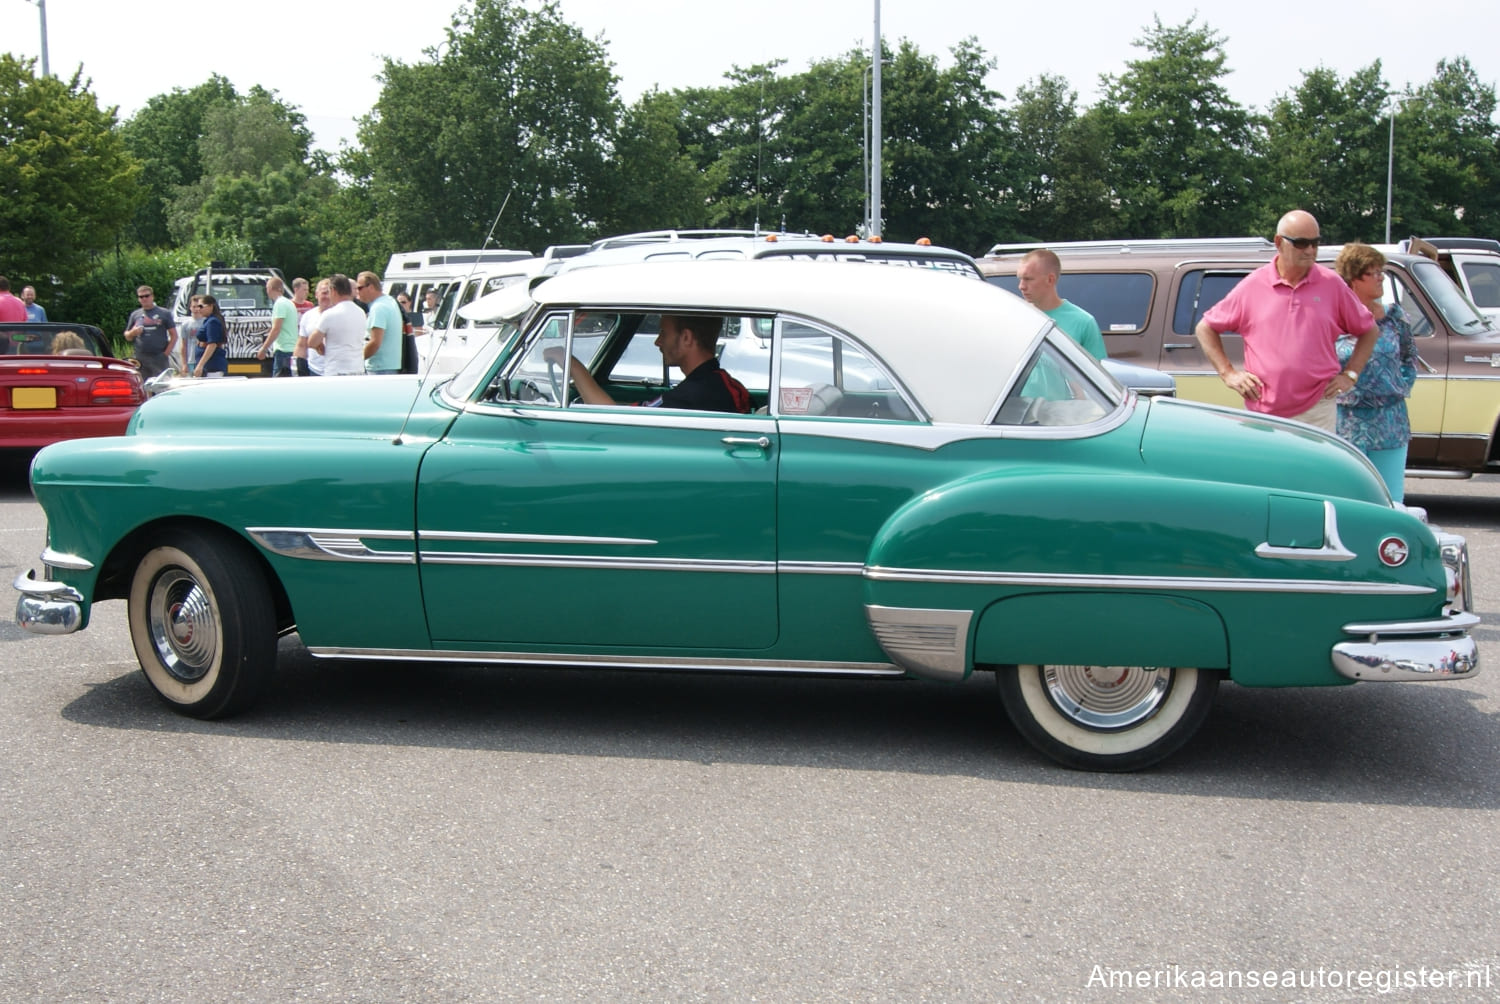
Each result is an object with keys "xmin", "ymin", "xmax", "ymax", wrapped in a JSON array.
[
  {"xmin": 556, "ymin": 235, "xmax": 979, "ymax": 275},
  {"xmin": 533, "ymin": 259, "xmax": 1052, "ymax": 424}
]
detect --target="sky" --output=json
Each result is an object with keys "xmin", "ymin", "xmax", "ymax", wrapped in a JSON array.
[{"xmin": 8, "ymin": 0, "xmax": 1500, "ymax": 154}]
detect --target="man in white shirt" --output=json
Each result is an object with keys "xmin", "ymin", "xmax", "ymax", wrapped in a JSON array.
[
  {"xmin": 295, "ymin": 279, "xmax": 331, "ymax": 376},
  {"xmin": 307, "ymin": 274, "xmax": 368, "ymax": 376}
]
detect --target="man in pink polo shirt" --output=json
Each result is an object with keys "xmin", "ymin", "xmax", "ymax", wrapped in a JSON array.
[{"xmin": 1194, "ymin": 210, "xmax": 1377, "ymax": 432}]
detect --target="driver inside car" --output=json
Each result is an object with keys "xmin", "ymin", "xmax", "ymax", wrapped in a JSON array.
[{"xmin": 545, "ymin": 313, "xmax": 751, "ymax": 414}]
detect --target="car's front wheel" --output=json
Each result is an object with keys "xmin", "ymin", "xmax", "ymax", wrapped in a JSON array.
[
  {"xmin": 996, "ymin": 664, "xmax": 1219, "ymax": 772},
  {"xmin": 128, "ymin": 529, "xmax": 276, "ymax": 719}
]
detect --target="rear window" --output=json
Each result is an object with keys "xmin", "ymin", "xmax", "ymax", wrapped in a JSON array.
[
  {"xmin": 986, "ymin": 272, "xmax": 1154, "ymax": 333},
  {"xmin": 1460, "ymin": 259, "xmax": 1500, "ymax": 309},
  {"xmin": 1172, "ymin": 269, "xmax": 1252, "ymax": 335}
]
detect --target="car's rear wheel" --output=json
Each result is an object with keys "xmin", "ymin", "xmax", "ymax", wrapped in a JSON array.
[
  {"xmin": 128, "ymin": 528, "xmax": 275, "ymax": 719},
  {"xmin": 996, "ymin": 663, "xmax": 1218, "ymax": 772}
]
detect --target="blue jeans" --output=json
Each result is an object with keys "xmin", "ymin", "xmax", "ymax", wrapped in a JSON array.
[{"xmin": 271, "ymin": 350, "xmax": 294, "ymax": 377}]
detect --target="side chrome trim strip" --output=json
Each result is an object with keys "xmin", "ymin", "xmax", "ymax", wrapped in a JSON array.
[
  {"xmin": 247, "ymin": 528, "xmax": 416, "ymax": 564},
  {"xmin": 1255, "ymin": 500, "xmax": 1356, "ymax": 562},
  {"xmin": 420, "ymin": 530, "xmax": 657, "ymax": 547},
  {"xmin": 304, "ymin": 647, "xmax": 905, "ymax": 676},
  {"xmin": 418, "ymin": 552, "xmax": 775, "ymax": 573},
  {"xmin": 863, "ymin": 565, "xmax": 1434, "ymax": 596},
  {"xmin": 778, "ymin": 561, "xmax": 865, "ymax": 576},
  {"xmin": 40, "ymin": 547, "xmax": 93, "ymax": 571}
]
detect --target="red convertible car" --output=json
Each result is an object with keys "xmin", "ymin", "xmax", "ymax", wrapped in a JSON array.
[{"xmin": 1, "ymin": 323, "xmax": 146, "ymax": 450}]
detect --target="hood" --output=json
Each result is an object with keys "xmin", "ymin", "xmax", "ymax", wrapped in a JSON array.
[
  {"xmin": 1139, "ymin": 397, "xmax": 1389, "ymax": 504},
  {"xmin": 128, "ymin": 374, "xmax": 459, "ymax": 443}
]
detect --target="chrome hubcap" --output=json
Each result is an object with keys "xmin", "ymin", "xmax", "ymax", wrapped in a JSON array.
[
  {"xmin": 147, "ymin": 569, "xmax": 218, "ymax": 683},
  {"xmin": 1043, "ymin": 665, "xmax": 1172, "ymax": 731}
]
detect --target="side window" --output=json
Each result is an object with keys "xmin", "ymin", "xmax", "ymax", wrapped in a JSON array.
[
  {"xmin": 1460, "ymin": 260, "xmax": 1500, "ymax": 310},
  {"xmin": 600, "ymin": 314, "xmax": 667, "ymax": 385},
  {"xmin": 1173, "ymin": 270, "xmax": 1250, "ymax": 335},
  {"xmin": 995, "ymin": 338, "xmax": 1112, "ymax": 427},
  {"xmin": 773, "ymin": 320, "xmax": 917, "ymax": 421},
  {"xmin": 452, "ymin": 279, "xmax": 483, "ymax": 329},
  {"xmin": 1057, "ymin": 273, "xmax": 1153, "ymax": 334},
  {"xmin": 488, "ymin": 312, "xmax": 621, "ymax": 408},
  {"xmin": 986, "ymin": 273, "xmax": 1153, "ymax": 335},
  {"xmin": 1386, "ymin": 272, "xmax": 1435, "ymax": 338}
]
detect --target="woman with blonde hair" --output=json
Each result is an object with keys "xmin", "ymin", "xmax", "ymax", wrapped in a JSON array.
[{"xmin": 1332, "ymin": 243, "xmax": 1417, "ymax": 499}]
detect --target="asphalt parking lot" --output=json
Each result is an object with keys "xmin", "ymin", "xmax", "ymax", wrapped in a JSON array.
[{"xmin": 2, "ymin": 454, "xmax": 1498, "ymax": 1001}]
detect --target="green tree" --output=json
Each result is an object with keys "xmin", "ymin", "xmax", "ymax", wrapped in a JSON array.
[
  {"xmin": 668, "ymin": 40, "xmax": 1012, "ymax": 250},
  {"xmin": 195, "ymin": 163, "xmax": 335, "ymax": 278},
  {"xmin": 168, "ymin": 87, "xmax": 316, "ymax": 246},
  {"xmin": 878, "ymin": 39, "xmax": 1012, "ymax": 252},
  {"xmin": 1260, "ymin": 64, "xmax": 1389, "ymax": 241},
  {"xmin": 310, "ymin": 147, "xmax": 390, "ymax": 277},
  {"xmin": 120, "ymin": 75, "xmax": 238, "ymax": 249},
  {"xmin": 0, "ymin": 56, "xmax": 141, "ymax": 299},
  {"xmin": 198, "ymin": 86, "xmax": 312, "ymax": 178},
  {"xmin": 1094, "ymin": 16, "xmax": 1258, "ymax": 237},
  {"xmin": 362, "ymin": 0, "xmax": 620, "ymax": 254},
  {"xmin": 1009, "ymin": 75, "xmax": 1116, "ymax": 242},
  {"xmin": 1399, "ymin": 57, "xmax": 1500, "ymax": 237},
  {"xmin": 601, "ymin": 89, "xmax": 713, "ymax": 233}
]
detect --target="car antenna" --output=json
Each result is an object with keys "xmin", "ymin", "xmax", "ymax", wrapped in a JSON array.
[{"xmin": 393, "ymin": 186, "xmax": 514, "ymax": 445}]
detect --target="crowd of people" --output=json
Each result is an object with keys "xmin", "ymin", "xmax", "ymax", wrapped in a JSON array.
[
  {"xmin": 2, "ymin": 216, "xmax": 1424, "ymax": 494},
  {"xmin": 117, "ymin": 270, "xmax": 425, "ymax": 382}
]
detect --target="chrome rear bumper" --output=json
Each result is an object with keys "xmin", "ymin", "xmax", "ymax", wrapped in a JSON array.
[{"xmin": 1331, "ymin": 611, "xmax": 1480, "ymax": 681}]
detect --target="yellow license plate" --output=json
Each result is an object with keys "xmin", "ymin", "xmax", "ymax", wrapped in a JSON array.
[
  {"xmin": 227, "ymin": 363, "xmax": 261, "ymax": 375},
  {"xmin": 12, "ymin": 387, "xmax": 57, "ymax": 409}
]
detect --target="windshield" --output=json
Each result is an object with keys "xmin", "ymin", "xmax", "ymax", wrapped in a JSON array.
[
  {"xmin": 443, "ymin": 320, "xmax": 523, "ymax": 401},
  {"xmin": 1411, "ymin": 260, "xmax": 1495, "ymax": 334},
  {"xmin": 189, "ymin": 277, "xmax": 272, "ymax": 311}
]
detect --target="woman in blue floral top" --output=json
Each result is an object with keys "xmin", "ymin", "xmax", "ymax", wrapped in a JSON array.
[{"xmin": 1333, "ymin": 244, "xmax": 1418, "ymax": 500}]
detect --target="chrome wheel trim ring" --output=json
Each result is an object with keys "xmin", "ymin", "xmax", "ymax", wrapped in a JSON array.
[
  {"xmin": 147, "ymin": 569, "xmax": 218, "ymax": 684},
  {"xmin": 1042, "ymin": 665, "xmax": 1172, "ymax": 731}
]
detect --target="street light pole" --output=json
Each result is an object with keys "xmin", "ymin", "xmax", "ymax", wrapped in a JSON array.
[
  {"xmin": 26, "ymin": 0, "xmax": 49, "ymax": 77},
  {"xmin": 1385, "ymin": 100, "xmax": 1396, "ymax": 244},
  {"xmin": 869, "ymin": 0, "xmax": 882, "ymax": 238}
]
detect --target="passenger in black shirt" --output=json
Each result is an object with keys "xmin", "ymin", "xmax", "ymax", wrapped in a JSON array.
[{"xmin": 550, "ymin": 314, "xmax": 750, "ymax": 414}]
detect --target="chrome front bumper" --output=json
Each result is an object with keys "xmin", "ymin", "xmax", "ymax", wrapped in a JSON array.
[
  {"xmin": 1331, "ymin": 611, "xmax": 1480, "ymax": 681},
  {"xmin": 14, "ymin": 570, "xmax": 84, "ymax": 635}
]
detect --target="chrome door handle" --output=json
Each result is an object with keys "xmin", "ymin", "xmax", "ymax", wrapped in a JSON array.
[
  {"xmin": 1163, "ymin": 342, "xmax": 1198, "ymax": 350},
  {"xmin": 722, "ymin": 436, "xmax": 771, "ymax": 449}
]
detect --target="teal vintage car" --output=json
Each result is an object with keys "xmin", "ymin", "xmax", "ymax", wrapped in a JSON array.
[{"xmin": 14, "ymin": 261, "xmax": 1480, "ymax": 770}]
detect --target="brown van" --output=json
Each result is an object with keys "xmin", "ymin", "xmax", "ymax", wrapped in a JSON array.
[{"xmin": 979, "ymin": 238, "xmax": 1500, "ymax": 478}]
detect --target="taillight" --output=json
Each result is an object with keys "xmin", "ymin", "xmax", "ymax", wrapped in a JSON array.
[
  {"xmin": 90, "ymin": 377, "xmax": 142, "ymax": 405},
  {"xmin": 16, "ymin": 367, "xmax": 48, "ymax": 375}
]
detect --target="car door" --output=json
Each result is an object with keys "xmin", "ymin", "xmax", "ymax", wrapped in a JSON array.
[
  {"xmin": 1399, "ymin": 258, "xmax": 1500, "ymax": 471},
  {"xmin": 1380, "ymin": 265, "xmax": 1448, "ymax": 467},
  {"xmin": 415, "ymin": 309, "xmax": 779, "ymax": 650},
  {"xmin": 1160, "ymin": 265, "xmax": 1256, "ymax": 408}
]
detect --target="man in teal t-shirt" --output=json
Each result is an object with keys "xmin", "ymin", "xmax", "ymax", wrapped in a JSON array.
[
  {"xmin": 258, "ymin": 277, "xmax": 302, "ymax": 377},
  {"xmin": 356, "ymin": 271, "xmax": 405, "ymax": 374},
  {"xmin": 1016, "ymin": 248, "xmax": 1107, "ymax": 361}
]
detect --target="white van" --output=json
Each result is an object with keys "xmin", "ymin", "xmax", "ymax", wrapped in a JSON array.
[
  {"xmin": 381, "ymin": 248, "xmax": 536, "ymax": 310},
  {"xmin": 402, "ymin": 245, "xmax": 590, "ymax": 374}
]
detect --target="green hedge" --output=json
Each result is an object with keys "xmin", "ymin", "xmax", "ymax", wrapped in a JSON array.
[{"xmin": 61, "ymin": 238, "xmax": 256, "ymax": 354}]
